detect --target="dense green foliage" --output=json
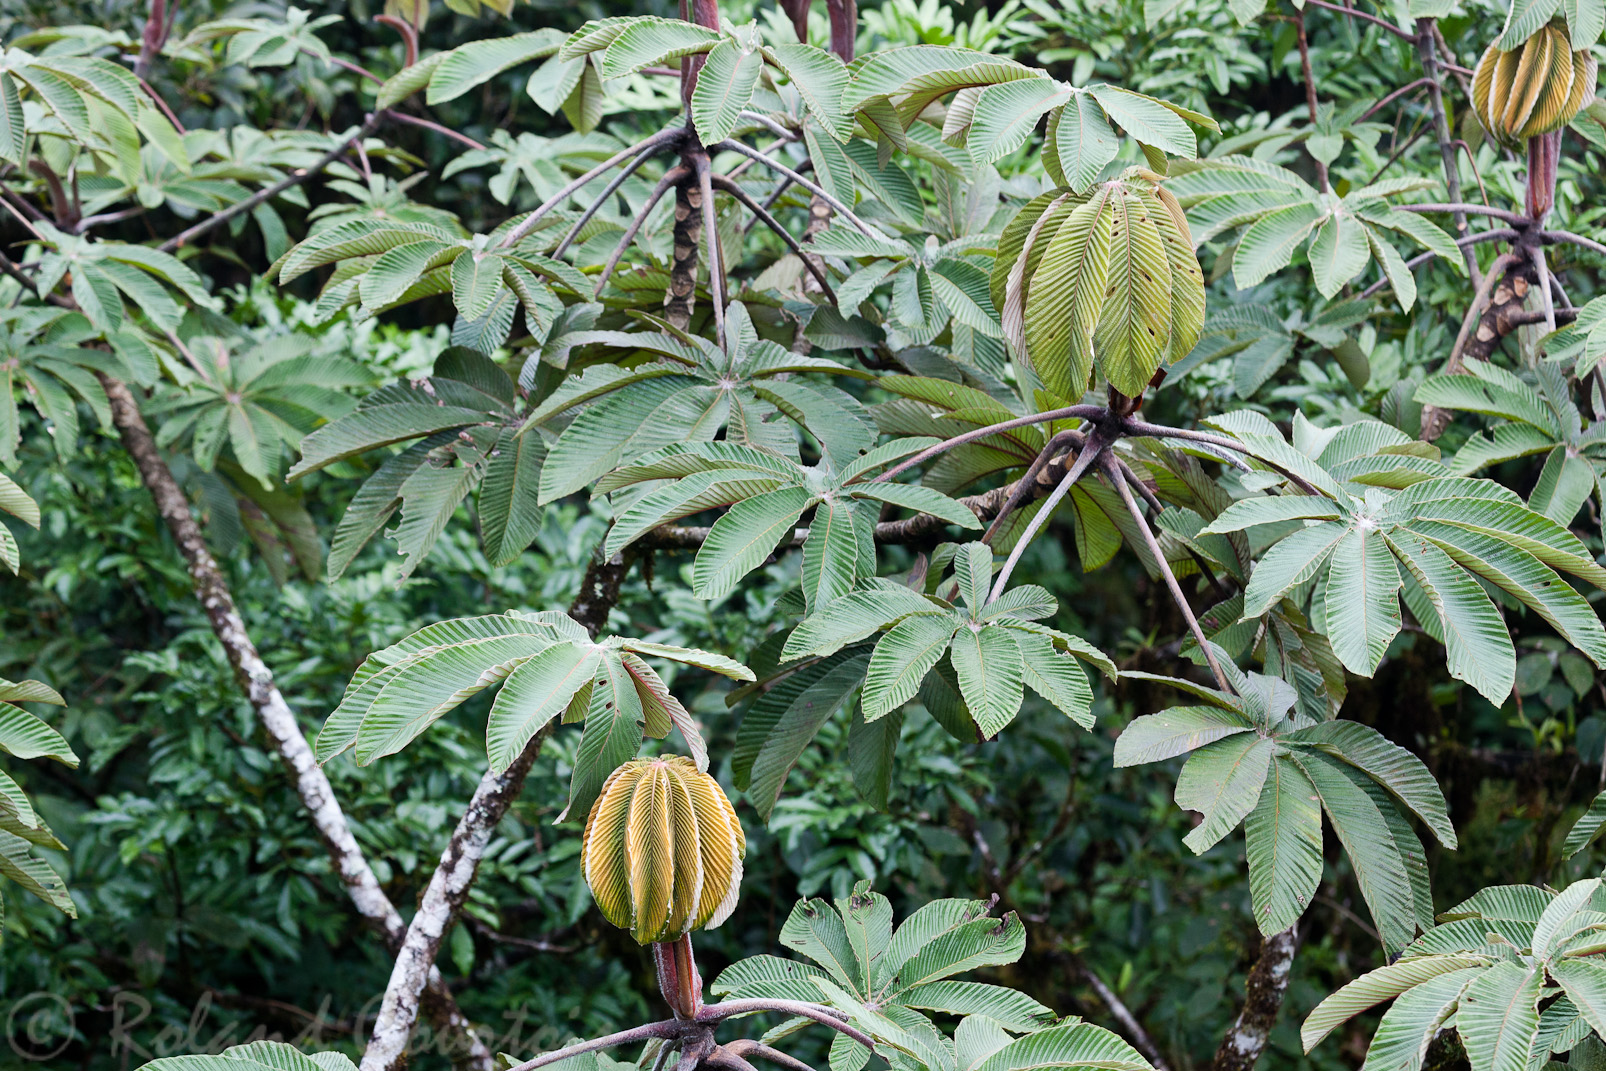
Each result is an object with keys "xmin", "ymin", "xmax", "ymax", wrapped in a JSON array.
[{"xmin": 4, "ymin": 0, "xmax": 1606, "ymax": 1070}]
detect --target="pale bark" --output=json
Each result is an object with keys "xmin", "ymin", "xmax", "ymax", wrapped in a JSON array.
[
  {"xmin": 1210, "ymin": 927, "xmax": 1298, "ymax": 1071},
  {"xmin": 359, "ymin": 552, "xmax": 632, "ymax": 1071},
  {"xmin": 97, "ymin": 373, "xmax": 493, "ymax": 1069}
]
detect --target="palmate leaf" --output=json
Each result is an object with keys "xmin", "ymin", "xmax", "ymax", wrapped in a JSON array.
[
  {"xmin": 1458, "ymin": 961, "xmax": 1542, "ymax": 1071},
  {"xmin": 1302, "ymin": 957, "xmax": 1494, "ymax": 1051},
  {"xmin": 1244, "ymin": 754, "xmax": 1324, "ymax": 935},
  {"xmin": 323, "ymin": 612, "xmax": 749, "ymax": 811},
  {"xmin": 691, "ymin": 37, "xmax": 763, "ymax": 145},
  {"xmin": 733, "ymin": 650, "xmax": 871, "ymax": 822}
]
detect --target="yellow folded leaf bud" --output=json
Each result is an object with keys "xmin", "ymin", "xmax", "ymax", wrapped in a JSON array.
[
  {"xmin": 1473, "ymin": 23, "xmax": 1598, "ymax": 147},
  {"xmin": 581, "ymin": 756, "xmax": 746, "ymax": 945}
]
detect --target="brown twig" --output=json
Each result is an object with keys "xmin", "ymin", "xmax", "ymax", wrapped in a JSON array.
[
  {"xmin": 1301, "ymin": 0, "xmax": 1415, "ymax": 39},
  {"xmin": 555, "ymin": 143, "xmax": 665, "ymax": 258},
  {"xmin": 1104, "ymin": 453, "xmax": 1233, "ymax": 694},
  {"xmin": 594, "ymin": 166, "xmax": 690, "ymax": 297},
  {"xmin": 710, "ymin": 173, "xmax": 836, "ymax": 300}
]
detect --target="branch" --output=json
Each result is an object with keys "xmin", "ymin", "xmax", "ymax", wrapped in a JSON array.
[
  {"xmin": 709, "ymin": 173, "xmax": 836, "ymax": 300},
  {"xmin": 1396, "ymin": 202, "xmax": 1532, "ymax": 226},
  {"xmin": 1103, "ymin": 453, "xmax": 1233, "ymax": 694},
  {"xmin": 358, "ymin": 552, "xmax": 632, "ymax": 1071},
  {"xmin": 1210, "ymin": 927, "xmax": 1299, "ymax": 1071},
  {"xmin": 698, "ymin": 1000, "xmax": 877, "ymax": 1050},
  {"xmin": 1301, "ymin": 0, "xmax": 1415, "ymax": 39},
  {"xmin": 502, "ymin": 1022, "xmax": 686, "ymax": 1071},
  {"xmin": 871, "ymin": 404, "xmax": 1109, "ymax": 484},
  {"xmin": 1294, "ymin": 11, "xmax": 1328, "ymax": 193},
  {"xmin": 500, "ymin": 128, "xmax": 685, "ymax": 249},
  {"xmin": 1075, "ymin": 961, "xmax": 1171, "ymax": 1071},
  {"xmin": 160, "ymin": 114, "xmax": 385, "ymax": 252},
  {"xmin": 1415, "ymin": 21, "xmax": 1481, "ymax": 282},
  {"xmin": 1120, "ymin": 419, "xmax": 1320, "ymax": 495},
  {"xmin": 988, "ymin": 433, "xmax": 1107, "ymax": 601},
  {"xmin": 1530, "ymin": 244, "xmax": 1556, "ymax": 333},
  {"xmin": 723, "ymin": 1040, "xmax": 819, "ymax": 1071},
  {"xmin": 1358, "ymin": 228, "xmax": 1517, "ymax": 298},
  {"xmin": 388, "ymin": 111, "xmax": 486, "ymax": 151},
  {"xmin": 1359, "ymin": 76, "xmax": 1431, "ymax": 121},
  {"xmin": 595, "ymin": 166, "xmax": 690, "ymax": 297},
  {"xmin": 555, "ymin": 143, "xmax": 664, "ymax": 258},
  {"xmin": 694, "ymin": 152, "xmax": 727, "ymax": 348},
  {"xmin": 980, "ymin": 429, "xmax": 1081, "ymax": 545},
  {"xmin": 96, "ymin": 373, "xmax": 493, "ymax": 1070},
  {"xmin": 709, "ymin": 139, "xmax": 883, "ymax": 238},
  {"xmin": 1542, "ymin": 229, "xmax": 1606, "ymax": 257}
]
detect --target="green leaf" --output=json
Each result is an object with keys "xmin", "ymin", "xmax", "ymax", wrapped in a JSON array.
[
  {"xmin": 736, "ymin": 651, "xmax": 871, "ymax": 821},
  {"xmin": 972, "ymin": 1020, "xmax": 1151, "ymax": 1071},
  {"xmin": 848, "ymin": 703, "xmax": 902, "ymax": 810},
  {"xmin": 967, "ymin": 79, "xmax": 1071, "ymax": 164},
  {"xmin": 1050, "ymin": 95, "xmax": 1119, "ymax": 191},
  {"xmin": 478, "ymin": 427, "xmax": 546, "ymax": 568},
  {"xmin": 1242, "ymin": 521, "xmax": 1350, "ymax": 617},
  {"xmin": 904, "ymin": 982, "xmax": 1055, "ymax": 1032},
  {"xmin": 802, "ymin": 496, "xmax": 861, "ymax": 613},
  {"xmin": 1360, "ymin": 969, "xmax": 1480, "ymax": 1071},
  {"xmin": 691, "ymin": 39, "xmax": 763, "ymax": 145},
  {"xmin": 1459, "ymin": 961, "xmax": 1542, "ymax": 1071},
  {"xmin": 562, "ymin": 654, "xmax": 647, "ymax": 819},
  {"xmin": 863, "ymin": 613, "xmax": 958, "ymax": 721},
  {"xmin": 1564, "ymin": 793, "xmax": 1606, "ymax": 858},
  {"xmin": 1232, "ymin": 202, "xmax": 1322, "ymax": 290},
  {"xmin": 782, "ymin": 896, "xmax": 865, "ymax": 991},
  {"xmin": 1114, "ymin": 705, "xmax": 1254, "ymax": 765},
  {"xmin": 896, "ymin": 911, "xmax": 1028, "ymax": 989},
  {"xmin": 949, "ymin": 625, "xmax": 1025, "ymax": 737},
  {"xmin": 426, "ymin": 30, "xmax": 566, "ymax": 104},
  {"xmin": 353, "ymin": 634, "xmax": 555, "ymax": 764},
  {"xmin": 1245, "ymin": 754, "xmax": 1324, "ymax": 935},
  {"xmin": 600, "ymin": 19, "xmax": 723, "ymax": 80},
  {"xmin": 1302, "ymin": 957, "xmax": 1492, "ymax": 1052},
  {"xmin": 1307, "ymin": 210, "xmax": 1370, "ymax": 299},
  {"xmin": 0, "ymin": 702, "xmax": 77, "ymax": 766},
  {"xmin": 1497, "ymin": 0, "xmax": 1562, "ymax": 47},
  {"xmin": 485, "ymin": 643, "xmax": 601, "ymax": 772},
  {"xmin": 1289, "ymin": 720, "xmax": 1456, "ymax": 848},
  {"xmin": 1013, "ymin": 632, "xmax": 1095, "ymax": 728},
  {"xmin": 693, "ymin": 487, "xmax": 814, "ymax": 601},
  {"xmin": 1175, "ymin": 733, "xmax": 1273, "ymax": 853},
  {"xmin": 1088, "ymin": 86, "xmax": 1197, "ymax": 157},
  {"xmin": 782, "ymin": 587, "xmax": 944, "ymax": 660},
  {"xmin": 1296, "ymin": 752, "xmax": 1418, "ymax": 954},
  {"xmin": 1324, "ymin": 525, "xmax": 1402, "ymax": 677},
  {"xmin": 1384, "ymin": 530, "xmax": 1514, "ymax": 706},
  {"xmin": 0, "ymin": 829, "xmax": 72, "ymax": 915},
  {"xmin": 1549, "ymin": 961, "xmax": 1606, "ymax": 1039},
  {"xmin": 851, "ymin": 482, "xmax": 980, "ymax": 530},
  {"xmin": 764, "ymin": 44, "xmax": 851, "ymax": 140}
]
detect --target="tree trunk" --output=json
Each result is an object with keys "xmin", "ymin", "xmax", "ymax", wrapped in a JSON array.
[
  {"xmin": 96, "ymin": 373, "xmax": 493, "ymax": 1070},
  {"xmin": 665, "ymin": 173, "xmax": 703, "ymax": 330},
  {"xmin": 1211, "ymin": 927, "xmax": 1298, "ymax": 1071},
  {"xmin": 359, "ymin": 551, "xmax": 633, "ymax": 1071}
]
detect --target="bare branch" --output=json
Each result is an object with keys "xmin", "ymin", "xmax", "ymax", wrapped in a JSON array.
[
  {"xmin": 1103, "ymin": 453, "xmax": 1233, "ymax": 693},
  {"xmin": 1396, "ymin": 202, "xmax": 1532, "ymax": 226},
  {"xmin": 1301, "ymin": 0, "xmax": 1415, "ymax": 39},
  {"xmin": 160, "ymin": 114, "xmax": 385, "ymax": 252},
  {"xmin": 980, "ymin": 429, "xmax": 1082, "ymax": 545},
  {"xmin": 988, "ymin": 432, "xmax": 1107, "ymax": 601},
  {"xmin": 595, "ymin": 166, "xmax": 691, "ymax": 297},
  {"xmin": 698, "ymin": 1000, "xmax": 877, "ymax": 1050},
  {"xmin": 555, "ymin": 143, "xmax": 664, "ymax": 258},
  {"xmin": 709, "ymin": 139, "xmax": 883, "ymax": 238},
  {"xmin": 500, "ymin": 127, "xmax": 686, "ymax": 250},
  {"xmin": 1542, "ymin": 229, "xmax": 1606, "ymax": 257},
  {"xmin": 724, "ymin": 1040, "xmax": 819, "ymax": 1071},
  {"xmin": 695, "ymin": 152, "xmax": 727, "ymax": 347},
  {"xmin": 872, "ymin": 404, "xmax": 1109, "ymax": 484},
  {"xmin": 710, "ymin": 173, "xmax": 837, "ymax": 300},
  {"xmin": 502, "ymin": 1022, "xmax": 687, "ymax": 1071},
  {"xmin": 1211, "ymin": 927, "xmax": 1299, "ymax": 1071},
  {"xmin": 1075, "ymin": 960, "xmax": 1171, "ymax": 1071}
]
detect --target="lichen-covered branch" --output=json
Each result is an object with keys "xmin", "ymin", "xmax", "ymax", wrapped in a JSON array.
[
  {"xmin": 1211, "ymin": 927, "xmax": 1298, "ymax": 1071},
  {"xmin": 96, "ymin": 373, "xmax": 493, "ymax": 1070},
  {"xmin": 358, "ymin": 550, "xmax": 632, "ymax": 1071}
]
